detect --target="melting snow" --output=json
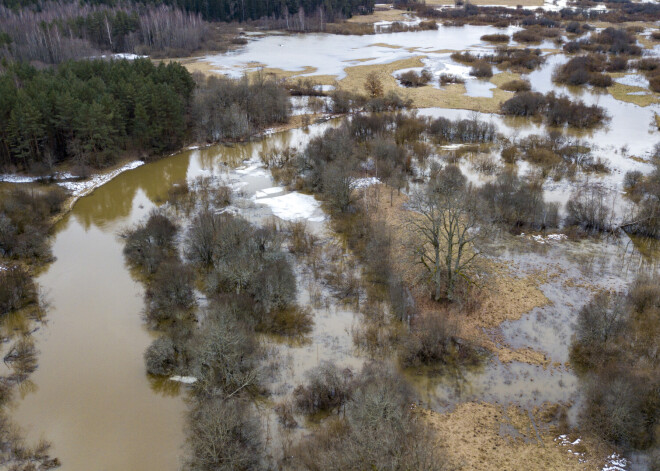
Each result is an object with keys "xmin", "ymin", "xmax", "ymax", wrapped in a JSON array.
[
  {"xmin": 350, "ymin": 177, "xmax": 381, "ymax": 190},
  {"xmin": 615, "ymin": 74, "xmax": 649, "ymax": 88},
  {"xmin": 57, "ymin": 161, "xmax": 144, "ymax": 198},
  {"xmin": 602, "ymin": 453, "xmax": 627, "ymax": 471},
  {"xmin": 253, "ymin": 192, "xmax": 325, "ymax": 222},
  {"xmin": 255, "ymin": 186, "xmax": 285, "ymax": 198},
  {"xmin": 521, "ymin": 233, "xmax": 568, "ymax": 244},
  {"xmin": 169, "ymin": 376, "xmax": 198, "ymax": 384}
]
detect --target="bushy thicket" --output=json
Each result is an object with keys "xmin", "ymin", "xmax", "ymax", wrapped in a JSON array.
[
  {"xmin": 286, "ymin": 362, "xmax": 446, "ymax": 471},
  {"xmin": 552, "ymin": 55, "xmax": 616, "ymax": 87},
  {"xmin": 622, "ymin": 150, "xmax": 660, "ymax": 238},
  {"xmin": 570, "ymin": 277, "xmax": 659, "ymax": 452},
  {"xmin": 123, "ymin": 210, "xmax": 178, "ymax": 274},
  {"xmin": 478, "ymin": 170, "xmax": 559, "ymax": 230},
  {"xmin": 501, "ymin": 91, "xmax": 608, "ymax": 128},
  {"xmin": 0, "ymin": 266, "xmax": 37, "ymax": 317},
  {"xmin": 192, "ymin": 73, "xmax": 290, "ymax": 142},
  {"xmin": 0, "ymin": 187, "xmax": 65, "ymax": 261},
  {"xmin": 565, "ymin": 185, "xmax": 614, "ymax": 233},
  {"xmin": 398, "ymin": 69, "xmax": 432, "ymax": 87},
  {"xmin": 0, "ymin": 59, "xmax": 194, "ymax": 172},
  {"xmin": 561, "ymin": 27, "xmax": 641, "ymax": 56}
]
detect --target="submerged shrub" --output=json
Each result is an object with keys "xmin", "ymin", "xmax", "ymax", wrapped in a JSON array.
[
  {"xmin": 0, "ymin": 266, "xmax": 38, "ymax": 316},
  {"xmin": 145, "ymin": 336, "xmax": 177, "ymax": 376},
  {"xmin": 565, "ymin": 185, "xmax": 613, "ymax": 232},
  {"xmin": 398, "ymin": 69, "xmax": 433, "ymax": 87},
  {"xmin": 293, "ymin": 361, "xmax": 353, "ymax": 414},
  {"xmin": 123, "ymin": 211, "xmax": 178, "ymax": 274},
  {"xmin": 469, "ymin": 61, "xmax": 493, "ymax": 78},
  {"xmin": 499, "ymin": 79, "xmax": 531, "ymax": 92}
]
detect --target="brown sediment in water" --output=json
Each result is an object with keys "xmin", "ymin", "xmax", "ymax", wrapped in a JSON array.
[{"xmin": 421, "ymin": 402, "xmax": 613, "ymax": 471}]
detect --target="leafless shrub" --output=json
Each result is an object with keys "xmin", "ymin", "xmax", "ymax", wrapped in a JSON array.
[
  {"xmin": 438, "ymin": 73, "xmax": 465, "ymax": 85},
  {"xmin": 500, "ymin": 79, "xmax": 531, "ymax": 92},
  {"xmin": 145, "ymin": 261, "xmax": 195, "ymax": 323},
  {"xmin": 0, "ymin": 266, "xmax": 37, "ymax": 316},
  {"xmin": 565, "ymin": 185, "xmax": 614, "ymax": 232},
  {"xmin": 123, "ymin": 210, "xmax": 178, "ymax": 274},
  {"xmin": 469, "ymin": 61, "xmax": 493, "ymax": 78},
  {"xmin": 185, "ymin": 397, "xmax": 263, "ymax": 471},
  {"xmin": 293, "ymin": 361, "xmax": 353, "ymax": 414},
  {"xmin": 398, "ymin": 69, "xmax": 433, "ymax": 87},
  {"xmin": 145, "ymin": 336, "xmax": 177, "ymax": 376}
]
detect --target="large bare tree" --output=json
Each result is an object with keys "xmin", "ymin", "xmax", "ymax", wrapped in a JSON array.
[{"xmin": 408, "ymin": 165, "xmax": 480, "ymax": 301}]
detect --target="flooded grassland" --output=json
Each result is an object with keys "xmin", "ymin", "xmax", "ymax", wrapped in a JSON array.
[{"xmin": 4, "ymin": 11, "xmax": 659, "ymax": 471}]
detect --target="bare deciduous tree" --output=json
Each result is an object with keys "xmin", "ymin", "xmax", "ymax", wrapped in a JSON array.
[{"xmin": 407, "ymin": 166, "xmax": 481, "ymax": 302}]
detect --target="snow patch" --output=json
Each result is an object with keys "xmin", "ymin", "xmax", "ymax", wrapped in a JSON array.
[
  {"xmin": 602, "ymin": 453, "xmax": 627, "ymax": 471},
  {"xmin": 614, "ymin": 74, "xmax": 649, "ymax": 88},
  {"xmin": 350, "ymin": 177, "xmax": 381, "ymax": 190},
  {"xmin": 521, "ymin": 233, "xmax": 568, "ymax": 244},
  {"xmin": 57, "ymin": 161, "xmax": 144, "ymax": 198},
  {"xmin": 169, "ymin": 376, "xmax": 198, "ymax": 384},
  {"xmin": 255, "ymin": 186, "xmax": 285, "ymax": 198},
  {"xmin": 253, "ymin": 192, "xmax": 325, "ymax": 222}
]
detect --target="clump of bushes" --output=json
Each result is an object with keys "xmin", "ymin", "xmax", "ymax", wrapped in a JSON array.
[
  {"xmin": 501, "ymin": 91, "xmax": 608, "ymax": 128},
  {"xmin": 484, "ymin": 47, "xmax": 545, "ymax": 71},
  {"xmin": 192, "ymin": 73, "xmax": 290, "ymax": 142},
  {"xmin": 398, "ymin": 69, "xmax": 433, "ymax": 87},
  {"xmin": 479, "ymin": 170, "xmax": 559, "ymax": 230},
  {"xmin": 562, "ymin": 27, "xmax": 641, "ymax": 56},
  {"xmin": 570, "ymin": 277, "xmax": 659, "ymax": 452},
  {"xmin": 499, "ymin": 79, "xmax": 531, "ymax": 92},
  {"xmin": 144, "ymin": 336, "xmax": 177, "ymax": 376},
  {"xmin": 0, "ymin": 266, "xmax": 38, "ymax": 317},
  {"xmin": 293, "ymin": 361, "xmax": 353, "ymax": 414},
  {"xmin": 552, "ymin": 54, "xmax": 612, "ymax": 87},
  {"xmin": 481, "ymin": 33, "xmax": 509, "ymax": 42},
  {"xmin": 399, "ymin": 313, "xmax": 477, "ymax": 367},
  {"xmin": 287, "ymin": 362, "xmax": 446, "ymax": 470},
  {"xmin": 439, "ymin": 73, "xmax": 465, "ymax": 85},
  {"xmin": 450, "ymin": 51, "xmax": 478, "ymax": 63},
  {"xmin": 123, "ymin": 210, "xmax": 178, "ymax": 274},
  {"xmin": 469, "ymin": 61, "xmax": 493, "ymax": 78},
  {"xmin": 0, "ymin": 187, "xmax": 66, "ymax": 262},
  {"xmin": 565, "ymin": 185, "xmax": 613, "ymax": 233}
]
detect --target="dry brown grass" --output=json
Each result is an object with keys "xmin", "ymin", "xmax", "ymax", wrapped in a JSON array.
[
  {"xmin": 338, "ymin": 57, "xmax": 513, "ymax": 112},
  {"xmin": 421, "ymin": 403, "xmax": 615, "ymax": 471},
  {"xmin": 607, "ymin": 80, "xmax": 660, "ymax": 107},
  {"xmin": 364, "ymin": 184, "xmax": 549, "ymax": 365},
  {"xmin": 346, "ymin": 8, "xmax": 410, "ymax": 24}
]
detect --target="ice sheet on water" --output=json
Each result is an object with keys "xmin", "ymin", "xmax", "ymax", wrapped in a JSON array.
[{"xmin": 253, "ymin": 191, "xmax": 325, "ymax": 222}]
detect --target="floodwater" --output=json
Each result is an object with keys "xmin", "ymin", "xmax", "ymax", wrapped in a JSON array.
[
  {"xmin": 8, "ymin": 123, "xmax": 340, "ymax": 470},
  {"xmin": 6, "ymin": 21, "xmax": 659, "ymax": 470}
]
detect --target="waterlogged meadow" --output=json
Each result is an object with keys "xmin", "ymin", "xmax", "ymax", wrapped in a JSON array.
[{"xmin": 2, "ymin": 5, "xmax": 659, "ymax": 471}]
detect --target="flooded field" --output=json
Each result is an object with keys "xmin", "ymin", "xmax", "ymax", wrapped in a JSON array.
[{"xmin": 4, "ymin": 11, "xmax": 659, "ymax": 471}]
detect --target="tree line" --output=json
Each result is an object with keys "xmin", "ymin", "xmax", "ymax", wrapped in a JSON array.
[
  {"xmin": 0, "ymin": 2, "xmax": 208, "ymax": 63},
  {"xmin": 0, "ymin": 58, "xmax": 292, "ymax": 173},
  {"xmin": 0, "ymin": 58, "xmax": 194, "ymax": 172},
  {"xmin": 1, "ymin": 0, "xmax": 375, "ymax": 24}
]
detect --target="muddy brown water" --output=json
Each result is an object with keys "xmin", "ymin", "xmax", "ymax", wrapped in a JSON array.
[{"xmin": 6, "ymin": 34, "xmax": 659, "ymax": 466}]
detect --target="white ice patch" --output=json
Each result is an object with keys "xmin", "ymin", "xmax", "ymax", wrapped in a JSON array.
[
  {"xmin": 602, "ymin": 453, "xmax": 627, "ymax": 471},
  {"xmin": 253, "ymin": 192, "xmax": 325, "ymax": 222},
  {"xmin": 615, "ymin": 74, "xmax": 649, "ymax": 88},
  {"xmin": 169, "ymin": 376, "xmax": 198, "ymax": 384},
  {"xmin": 254, "ymin": 186, "xmax": 285, "ymax": 198},
  {"xmin": 235, "ymin": 163, "xmax": 269, "ymax": 177},
  {"xmin": 522, "ymin": 233, "xmax": 568, "ymax": 244},
  {"xmin": 57, "ymin": 161, "xmax": 144, "ymax": 198},
  {"xmin": 350, "ymin": 177, "xmax": 381, "ymax": 190}
]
